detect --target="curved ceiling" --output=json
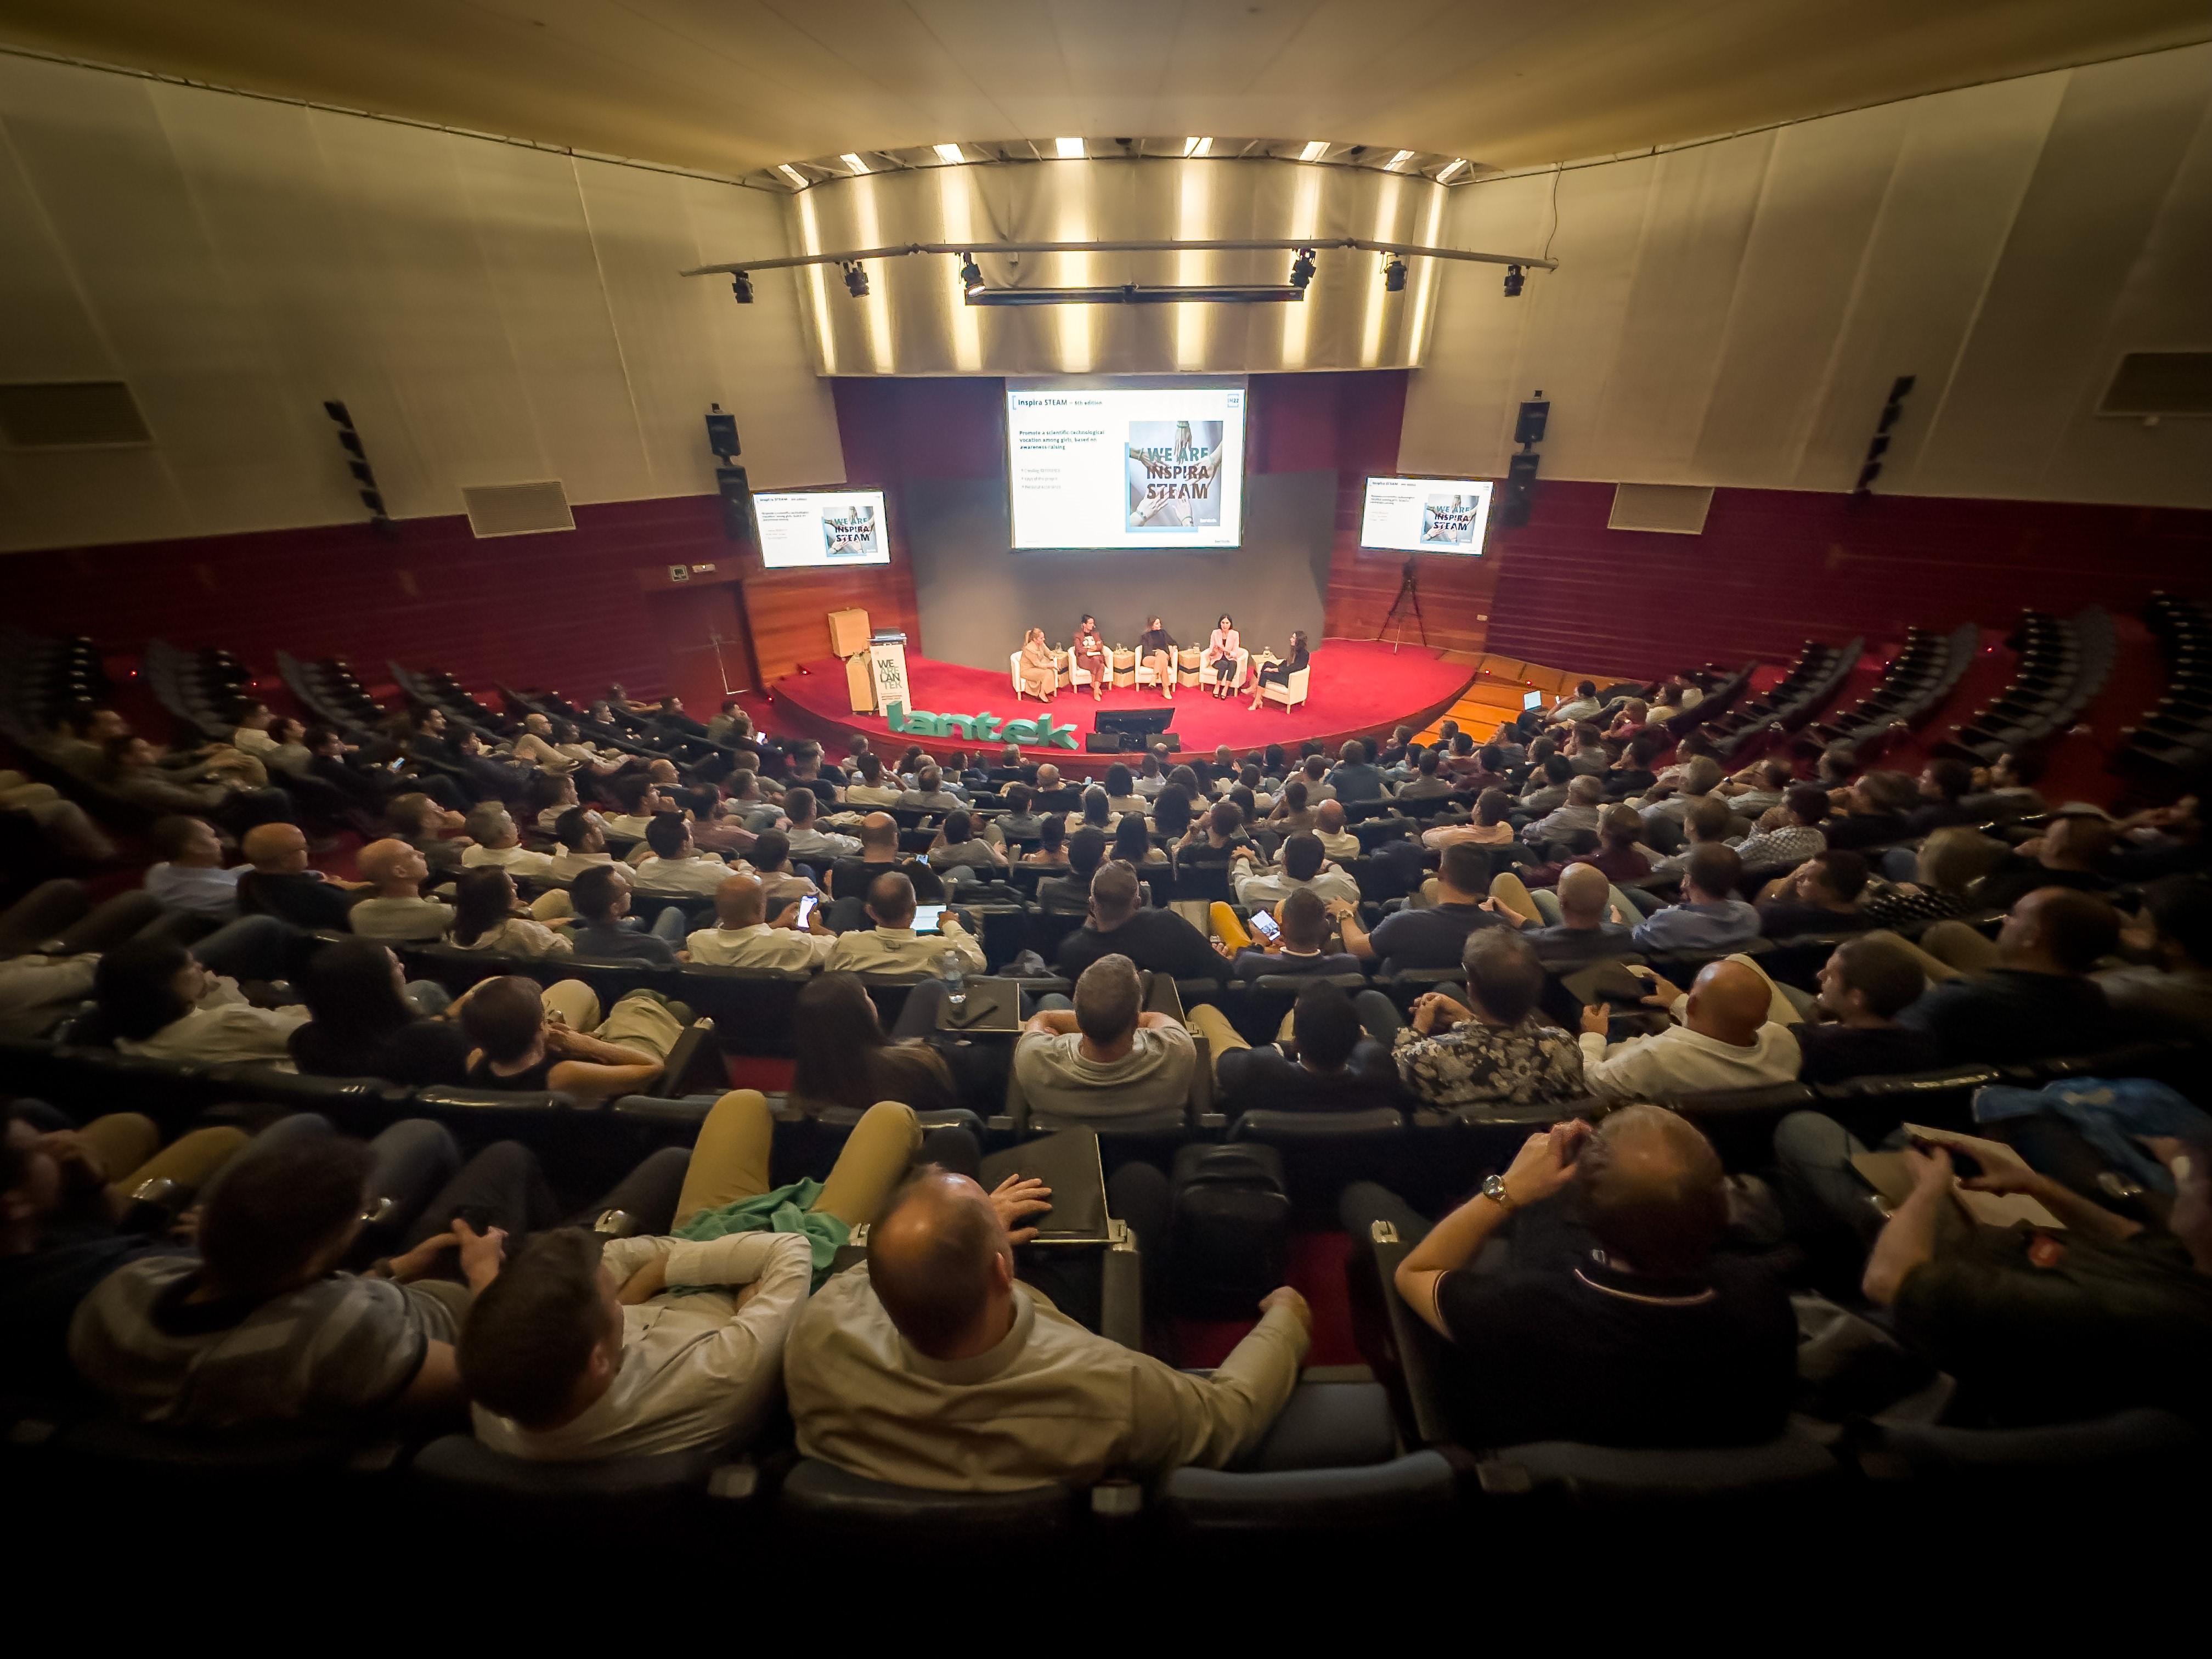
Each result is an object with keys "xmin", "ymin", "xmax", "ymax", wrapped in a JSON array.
[{"xmin": 1, "ymin": 0, "xmax": 2205, "ymax": 180}]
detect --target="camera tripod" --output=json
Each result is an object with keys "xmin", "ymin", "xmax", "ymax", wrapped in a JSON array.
[{"xmin": 1375, "ymin": 556, "xmax": 1428, "ymax": 653}]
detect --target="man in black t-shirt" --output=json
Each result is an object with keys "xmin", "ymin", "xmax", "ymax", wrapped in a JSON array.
[
  {"xmin": 1333, "ymin": 843, "xmax": 1507, "ymax": 973},
  {"xmin": 1054, "ymin": 864, "xmax": 1221, "ymax": 983},
  {"xmin": 1351, "ymin": 1106, "xmax": 1795, "ymax": 1449},
  {"xmin": 1899, "ymin": 886, "xmax": 2123, "ymax": 1065},
  {"xmin": 825, "ymin": 813, "xmax": 943, "ymax": 930},
  {"xmin": 236, "ymin": 822, "xmax": 364, "ymax": 930},
  {"xmin": 1792, "ymin": 935, "xmax": 1942, "ymax": 1083},
  {"xmin": 1756, "ymin": 849, "xmax": 1876, "ymax": 939}
]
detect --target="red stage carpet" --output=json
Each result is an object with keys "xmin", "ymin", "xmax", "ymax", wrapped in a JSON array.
[{"xmin": 765, "ymin": 639, "xmax": 1476, "ymax": 760}]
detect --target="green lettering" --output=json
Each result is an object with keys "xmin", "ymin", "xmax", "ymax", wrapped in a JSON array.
[
  {"xmin": 885, "ymin": 701, "xmax": 909, "ymax": 733},
  {"xmin": 1043, "ymin": 716, "xmax": 1078, "ymax": 751},
  {"xmin": 974, "ymin": 714, "xmax": 1003, "ymax": 742},
  {"xmin": 1001, "ymin": 718, "xmax": 1041, "ymax": 743}
]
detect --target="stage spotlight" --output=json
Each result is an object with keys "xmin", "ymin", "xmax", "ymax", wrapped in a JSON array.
[
  {"xmin": 843, "ymin": 262, "xmax": 869, "ymax": 299},
  {"xmin": 959, "ymin": 253, "xmax": 983, "ymax": 290},
  {"xmin": 1383, "ymin": 256, "xmax": 1407, "ymax": 292},
  {"xmin": 1290, "ymin": 248, "xmax": 1317, "ymax": 290},
  {"xmin": 730, "ymin": 272, "xmax": 754, "ymax": 303},
  {"xmin": 1503, "ymin": 263, "xmax": 1525, "ymax": 297}
]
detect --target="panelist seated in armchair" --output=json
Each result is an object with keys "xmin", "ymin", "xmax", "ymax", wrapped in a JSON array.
[
  {"xmin": 785, "ymin": 1163, "xmax": 1311, "ymax": 1491},
  {"xmin": 1346, "ymin": 1109, "xmax": 1796, "ymax": 1448}
]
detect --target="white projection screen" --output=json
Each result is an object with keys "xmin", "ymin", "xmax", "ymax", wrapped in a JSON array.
[
  {"xmin": 1359, "ymin": 477, "xmax": 1494, "ymax": 554},
  {"xmin": 1006, "ymin": 376, "xmax": 1248, "ymax": 550},
  {"xmin": 753, "ymin": 487, "xmax": 893, "ymax": 568}
]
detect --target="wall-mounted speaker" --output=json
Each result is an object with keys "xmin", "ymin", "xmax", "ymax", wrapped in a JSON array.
[
  {"xmin": 705, "ymin": 406, "xmax": 740, "ymax": 459},
  {"xmin": 324, "ymin": 399, "xmax": 397, "ymax": 539},
  {"xmin": 716, "ymin": 465, "xmax": 754, "ymax": 546},
  {"xmin": 1498, "ymin": 451, "xmax": 1542, "ymax": 528},
  {"xmin": 1514, "ymin": 399, "xmax": 1550, "ymax": 446}
]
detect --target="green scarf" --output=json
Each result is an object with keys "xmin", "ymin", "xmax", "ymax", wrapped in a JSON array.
[{"xmin": 669, "ymin": 1178, "xmax": 852, "ymax": 1292}]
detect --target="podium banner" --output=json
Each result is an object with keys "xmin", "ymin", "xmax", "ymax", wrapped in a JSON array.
[{"xmin": 866, "ymin": 641, "xmax": 909, "ymax": 714}]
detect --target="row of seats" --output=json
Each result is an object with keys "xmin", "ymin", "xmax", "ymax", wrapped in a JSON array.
[
  {"xmin": 1801, "ymin": 622, "xmax": 1979, "ymax": 756},
  {"xmin": 2113, "ymin": 593, "xmax": 2212, "ymax": 788},
  {"xmin": 1709, "ymin": 637, "xmax": 1866, "ymax": 760},
  {"xmin": 1939, "ymin": 607, "xmax": 2116, "ymax": 764}
]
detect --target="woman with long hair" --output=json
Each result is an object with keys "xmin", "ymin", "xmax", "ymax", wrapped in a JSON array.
[
  {"xmin": 1071, "ymin": 613, "xmax": 1109, "ymax": 701},
  {"xmin": 449, "ymin": 866, "xmax": 572, "ymax": 958},
  {"xmin": 290, "ymin": 936, "xmax": 472, "ymax": 1084},
  {"xmin": 1023, "ymin": 812, "xmax": 1069, "ymax": 865},
  {"xmin": 1138, "ymin": 616, "xmax": 1178, "ymax": 701},
  {"xmin": 1016, "ymin": 627, "xmax": 1058, "ymax": 701},
  {"xmin": 1150, "ymin": 783, "xmax": 1194, "ymax": 842},
  {"xmin": 789, "ymin": 972, "xmax": 958, "ymax": 1118},
  {"xmin": 1247, "ymin": 629, "xmax": 1311, "ymax": 710},
  {"xmin": 1079, "ymin": 786, "xmax": 1115, "ymax": 832},
  {"xmin": 1112, "ymin": 811, "xmax": 1164, "ymax": 868},
  {"xmin": 1204, "ymin": 613, "xmax": 1242, "ymax": 699}
]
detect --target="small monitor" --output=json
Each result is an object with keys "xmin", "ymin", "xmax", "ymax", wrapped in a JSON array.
[{"xmin": 1522, "ymin": 691, "xmax": 1544, "ymax": 711}]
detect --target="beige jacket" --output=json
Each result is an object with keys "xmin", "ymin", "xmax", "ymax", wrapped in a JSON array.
[{"xmin": 784, "ymin": 1267, "xmax": 1306, "ymax": 1491}]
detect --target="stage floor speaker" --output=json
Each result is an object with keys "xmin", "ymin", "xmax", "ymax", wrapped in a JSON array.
[{"xmin": 1084, "ymin": 731, "xmax": 1122, "ymax": 753}]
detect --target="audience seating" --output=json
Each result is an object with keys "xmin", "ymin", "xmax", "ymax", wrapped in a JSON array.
[
  {"xmin": 1799, "ymin": 622, "xmax": 1978, "ymax": 756},
  {"xmin": 1938, "ymin": 607, "xmax": 2115, "ymax": 764},
  {"xmin": 143, "ymin": 638, "xmax": 257, "ymax": 747},
  {"xmin": 2112, "ymin": 593, "xmax": 2212, "ymax": 791},
  {"xmin": 1707, "ymin": 637, "xmax": 1863, "ymax": 760}
]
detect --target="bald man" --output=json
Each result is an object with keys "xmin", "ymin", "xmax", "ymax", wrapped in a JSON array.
[
  {"xmin": 785, "ymin": 1165, "xmax": 1309, "ymax": 1491},
  {"xmin": 1364, "ymin": 1108, "xmax": 1795, "ymax": 1447},
  {"xmin": 348, "ymin": 838, "xmax": 453, "ymax": 941},
  {"xmin": 238, "ymin": 822, "xmax": 364, "ymax": 930},
  {"xmin": 1575, "ymin": 957, "xmax": 1800, "ymax": 1099},
  {"xmin": 684, "ymin": 871, "xmax": 836, "ymax": 972},
  {"xmin": 1312, "ymin": 799, "xmax": 1360, "ymax": 863},
  {"xmin": 1489, "ymin": 862, "xmax": 1637, "ymax": 966}
]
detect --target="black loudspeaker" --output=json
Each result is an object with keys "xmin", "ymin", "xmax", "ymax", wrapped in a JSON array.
[
  {"xmin": 715, "ymin": 466, "xmax": 754, "ymax": 545},
  {"xmin": 1498, "ymin": 451, "xmax": 1541, "ymax": 528},
  {"xmin": 1514, "ymin": 399, "xmax": 1550, "ymax": 446},
  {"xmin": 1085, "ymin": 731, "xmax": 1122, "ymax": 753},
  {"xmin": 1094, "ymin": 709, "xmax": 1175, "ymax": 742},
  {"xmin": 705, "ymin": 408, "xmax": 740, "ymax": 458},
  {"xmin": 1159, "ymin": 732, "xmax": 1181, "ymax": 752}
]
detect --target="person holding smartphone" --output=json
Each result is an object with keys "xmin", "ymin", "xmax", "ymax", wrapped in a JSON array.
[{"xmin": 685, "ymin": 871, "xmax": 837, "ymax": 972}]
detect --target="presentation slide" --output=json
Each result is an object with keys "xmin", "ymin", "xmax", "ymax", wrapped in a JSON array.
[
  {"xmin": 1359, "ymin": 477, "xmax": 1494, "ymax": 555},
  {"xmin": 754, "ymin": 488, "xmax": 892, "ymax": 569},
  {"xmin": 1007, "ymin": 377, "xmax": 1248, "ymax": 550}
]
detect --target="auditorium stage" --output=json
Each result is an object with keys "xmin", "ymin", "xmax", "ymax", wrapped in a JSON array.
[{"xmin": 760, "ymin": 639, "xmax": 1477, "ymax": 769}]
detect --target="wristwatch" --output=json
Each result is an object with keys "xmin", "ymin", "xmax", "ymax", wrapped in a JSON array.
[{"xmin": 1480, "ymin": 1174, "xmax": 1517, "ymax": 1214}]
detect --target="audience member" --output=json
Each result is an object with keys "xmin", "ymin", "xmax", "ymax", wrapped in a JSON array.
[
  {"xmin": 1822, "ymin": 770, "xmax": 1919, "ymax": 851},
  {"xmin": 1334, "ymin": 843, "xmax": 1505, "ymax": 974},
  {"xmin": 2098, "ymin": 876, "xmax": 2212, "ymax": 1042},
  {"xmin": 1235, "ymin": 831, "xmax": 1358, "ymax": 908},
  {"xmin": 1731, "ymin": 784, "xmax": 1830, "ymax": 873},
  {"xmin": 1327, "ymin": 740, "xmax": 1388, "ymax": 803},
  {"xmin": 1187, "ymin": 979, "xmax": 1399, "ymax": 1113},
  {"xmin": 823, "ymin": 872, "xmax": 983, "ymax": 979},
  {"xmin": 1859, "ymin": 825, "xmax": 2007, "ymax": 928},
  {"xmin": 628, "ymin": 812, "xmax": 729, "ymax": 897},
  {"xmin": 789, "ymin": 972, "xmax": 961, "ymax": 1116},
  {"xmin": 142, "ymin": 816, "xmax": 244, "ymax": 919},
  {"xmin": 347, "ymin": 838, "xmax": 454, "ymax": 943},
  {"xmin": 1524, "ymin": 774, "xmax": 1607, "ymax": 854},
  {"xmin": 1577, "ymin": 958, "xmax": 1801, "ymax": 1098},
  {"xmin": 1015, "ymin": 954, "xmax": 1195, "ymax": 1127},
  {"xmin": 1790, "ymin": 935, "xmax": 1941, "ymax": 1083},
  {"xmin": 1908, "ymin": 758, "xmax": 1982, "ymax": 835},
  {"xmin": 1629, "ymin": 844, "xmax": 1760, "ymax": 954},
  {"xmin": 686, "ymin": 871, "xmax": 836, "ymax": 972},
  {"xmin": 1499, "ymin": 862, "xmax": 1636, "ymax": 964},
  {"xmin": 1354, "ymin": 1108, "xmax": 1794, "ymax": 1446},
  {"xmin": 1755, "ymin": 849, "xmax": 1874, "ymax": 938},
  {"xmin": 236, "ymin": 822, "xmax": 364, "ymax": 929},
  {"xmin": 1056, "ymin": 862, "xmax": 1220, "ymax": 982},
  {"xmin": 1424, "ymin": 787, "xmax": 1516, "ymax": 851},
  {"xmin": 1311, "ymin": 799, "xmax": 1361, "ymax": 863},
  {"xmin": 1382, "ymin": 930, "xmax": 1584, "ymax": 1117},
  {"xmin": 458, "ymin": 804, "xmax": 554, "ymax": 878},
  {"xmin": 785, "ymin": 1161, "xmax": 1308, "ymax": 1488},
  {"xmin": 97, "ymin": 935, "xmax": 310, "ymax": 1069},
  {"xmin": 290, "ymin": 936, "xmax": 473, "ymax": 1085},
  {"xmin": 1898, "ymin": 887, "xmax": 2121, "ymax": 1064},
  {"xmin": 894, "ymin": 767, "xmax": 966, "ymax": 814},
  {"xmin": 566, "ymin": 864, "xmax": 685, "ymax": 963},
  {"xmin": 1975, "ymin": 803, "xmax": 2120, "ymax": 911},
  {"xmin": 460, "ymin": 974, "xmax": 684, "ymax": 1102}
]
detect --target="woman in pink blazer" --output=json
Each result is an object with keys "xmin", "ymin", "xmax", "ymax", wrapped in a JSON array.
[{"xmin": 1204, "ymin": 614, "xmax": 1242, "ymax": 700}]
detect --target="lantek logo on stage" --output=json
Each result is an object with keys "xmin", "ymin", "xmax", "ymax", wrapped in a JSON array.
[{"xmin": 885, "ymin": 702, "xmax": 1078, "ymax": 749}]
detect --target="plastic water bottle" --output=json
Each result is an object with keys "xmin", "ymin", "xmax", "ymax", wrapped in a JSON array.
[{"xmin": 939, "ymin": 949, "xmax": 967, "ymax": 1011}]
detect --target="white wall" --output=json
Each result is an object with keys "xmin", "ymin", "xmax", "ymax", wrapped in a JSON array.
[
  {"xmin": 0, "ymin": 52, "xmax": 845, "ymax": 553},
  {"xmin": 1400, "ymin": 44, "xmax": 2212, "ymax": 508}
]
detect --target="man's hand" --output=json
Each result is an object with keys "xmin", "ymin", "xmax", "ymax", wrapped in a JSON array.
[
  {"xmin": 543, "ymin": 1022, "xmax": 582, "ymax": 1057},
  {"xmin": 1902, "ymin": 1143, "xmax": 1954, "ymax": 1195},
  {"xmin": 453, "ymin": 1217, "xmax": 508, "ymax": 1291},
  {"xmin": 771, "ymin": 900, "xmax": 803, "ymax": 930},
  {"xmin": 1324, "ymin": 898, "xmax": 1357, "ymax": 922},
  {"xmin": 35, "ymin": 1130, "xmax": 106, "ymax": 1193},
  {"xmin": 1628, "ymin": 964, "xmax": 1685, "ymax": 1007},
  {"xmin": 1501, "ymin": 1119, "xmax": 1594, "ymax": 1206},
  {"xmin": 989, "ymin": 1173, "xmax": 1053, "ymax": 1244},
  {"xmin": 1257, "ymin": 1284, "xmax": 1312, "ymax": 1337},
  {"xmin": 381, "ymin": 1227, "xmax": 461, "ymax": 1283},
  {"xmin": 618, "ymin": 1251, "xmax": 669, "ymax": 1305},
  {"xmin": 1410, "ymin": 991, "xmax": 1471, "ymax": 1035},
  {"xmin": 1579, "ymin": 1002, "xmax": 1611, "ymax": 1036},
  {"xmin": 1610, "ymin": 905, "xmax": 1629, "ymax": 926}
]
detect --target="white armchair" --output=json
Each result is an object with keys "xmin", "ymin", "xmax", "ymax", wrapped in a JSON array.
[
  {"xmin": 1068, "ymin": 659, "xmax": 1096, "ymax": 692},
  {"xmin": 1258, "ymin": 662, "xmax": 1312, "ymax": 712}
]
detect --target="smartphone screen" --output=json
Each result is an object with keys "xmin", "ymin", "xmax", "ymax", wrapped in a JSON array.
[
  {"xmin": 1249, "ymin": 910, "xmax": 1280, "ymax": 942},
  {"xmin": 912, "ymin": 904, "xmax": 944, "ymax": 934},
  {"xmin": 795, "ymin": 894, "xmax": 817, "ymax": 927}
]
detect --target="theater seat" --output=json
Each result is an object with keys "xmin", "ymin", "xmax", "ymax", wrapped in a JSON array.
[
  {"xmin": 1474, "ymin": 1432, "xmax": 1841, "ymax": 1508},
  {"xmin": 777, "ymin": 1456, "xmax": 1088, "ymax": 1546},
  {"xmin": 1155, "ymin": 1449, "xmax": 1455, "ymax": 1534},
  {"xmin": 410, "ymin": 1434, "xmax": 753, "ymax": 1526},
  {"xmin": 1854, "ymin": 1408, "xmax": 2199, "ymax": 1488}
]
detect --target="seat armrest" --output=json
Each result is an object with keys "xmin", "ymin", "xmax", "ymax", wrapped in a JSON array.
[{"xmin": 1368, "ymin": 1227, "xmax": 1462, "ymax": 1450}]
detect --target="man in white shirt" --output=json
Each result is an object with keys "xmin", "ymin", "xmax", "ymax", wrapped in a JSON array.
[
  {"xmin": 546, "ymin": 808, "xmax": 617, "ymax": 883},
  {"xmin": 630, "ymin": 814, "xmax": 732, "ymax": 896},
  {"xmin": 348, "ymin": 838, "xmax": 455, "ymax": 942},
  {"xmin": 458, "ymin": 805, "xmax": 555, "ymax": 879},
  {"xmin": 685, "ymin": 871, "xmax": 837, "ymax": 972},
  {"xmin": 1551, "ymin": 681, "xmax": 1602, "ymax": 725},
  {"xmin": 782, "ymin": 787, "xmax": 861, "ymax": 864},
  {"xmin": 1012, "ymin": 953, "xmax": 1195, "ymax": 1128},
  {"xmin": 1235, "ymin": 832, "xmax": 1360, "ymax": 909},
  {"xmin": 823, "ymin": 872, "xmax": 983, "ymax": 980},
  {"xmin": 142, "ymin": 816, "xmax": 245, "ymax": 919},
  {"xmin": 842, "ymin": 754, "xmax": 903, "ymax": 808},
  {"xmin": 891, "ymin": 768, "xmax": 965, "ymax": 814},
  {"xmin": 1575, "ymin": 958, "xmax": 1800, "ymax": 1100},
  {"xmin": 1312, "ymin": 800, "xmax": 1361, "ymax": 864},
  {"xmin": 601, "ymin": 778, "xmax": 674, "ymax": 842}
]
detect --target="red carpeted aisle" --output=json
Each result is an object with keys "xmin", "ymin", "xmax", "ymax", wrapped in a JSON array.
[{"xmin": 765, "ymin": 639, "xmax": 1475, "ymax": 760}]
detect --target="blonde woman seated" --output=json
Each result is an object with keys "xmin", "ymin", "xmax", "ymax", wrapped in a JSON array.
[
  {"xmin": 449, "ymin": 867, "xmax": 573, "ymax": 958},
  {"xmin": 1017, "ymin": 628, "xmax": 1059, "ymax": 701}
]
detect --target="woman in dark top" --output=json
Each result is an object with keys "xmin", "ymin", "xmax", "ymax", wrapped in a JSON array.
[
  {"xmin": 1150, "ymin": 784, "xmax": 1194, "ymax": 842},
  {"xmin": 789, "ymin": 972, "xmax": 961, "ymax": 1118},
  {"xmin": 1022, "ymin": 812, "xmax": 1068, "ymax": 866},
  {"xmin": 1247, "ymin": 629, "xmax": 1311, "ymax": 710},
  {"xmin": 1072, "ymin": 614, "xmax": 1109, "ymax": 701},
  {"xmin": 1138, "ymin": 617, "xmax": 1178, "ymax": 701},
  {"xmin": 289, "ymin": 936, "xmax": 472, "ymax": 1085},
  {"xmin": 1113, "ymin": 812, "xmax": 1164, "ymax": 869}
]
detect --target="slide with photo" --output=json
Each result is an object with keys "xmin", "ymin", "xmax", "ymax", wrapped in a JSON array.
[
  {"xmin": 1007, "ymin": 377, "xmax": 1247, "ymax": 550},
  {"xmin": 754, "ymin": 488, "xmax": 893, "ymax": 568},
  {"xmin": 1360, "ymin": 476, "xmax": 1493, "ymax": 555}
]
